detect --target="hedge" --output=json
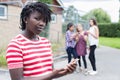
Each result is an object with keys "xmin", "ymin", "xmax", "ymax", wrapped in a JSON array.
[{"xmin": 98, "ymin": 23, "xmax": 120, "ymax": 37}]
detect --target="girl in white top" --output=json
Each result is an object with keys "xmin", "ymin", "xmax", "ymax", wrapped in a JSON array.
[{"xmin": 87, "ymin": 19, "xmax": 99, "ymax": 75}]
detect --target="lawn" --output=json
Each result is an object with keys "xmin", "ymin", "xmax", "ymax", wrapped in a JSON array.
[{"xmin": 99, "ymin": 37, "xmax": 120, "ymax": 49}]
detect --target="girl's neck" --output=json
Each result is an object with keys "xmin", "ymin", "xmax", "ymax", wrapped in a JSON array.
[
  {"xmin": 69, "ymin": 30, "xmax": 73, "ymax": 32},
  {"xmin": 78, "ymin": 30, "xmax": 83, "ymax": 34},
  {"xmin": 22, "ymin": 30, "xmax": 39, "ymax": 41},
  {"xmin": 91, "ymin": 25, "xmax": 95, "ymax": 27}
]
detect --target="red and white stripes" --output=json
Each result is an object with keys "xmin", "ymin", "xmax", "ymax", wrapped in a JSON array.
[{"xmin": 6, "ymin": 34, "xmax": 53, "ymax": 77}]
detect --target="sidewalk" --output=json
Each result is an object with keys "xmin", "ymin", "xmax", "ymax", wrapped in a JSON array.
[
  {"xmin": 53, "ymin": 46, "xmax": 120, "ymax": 80},
  {"xmin": 1, "ymin": 46, "xmax": 120, "ymax": 80}
]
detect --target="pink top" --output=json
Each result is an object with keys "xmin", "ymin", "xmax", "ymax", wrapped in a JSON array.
[{"xmin": 75, "ymin": 32, "xmax": 87, "ymax": 56}]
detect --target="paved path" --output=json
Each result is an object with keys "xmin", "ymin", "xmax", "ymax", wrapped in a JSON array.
[
  {"xmin": 54, "ymin": 46, "xmax": 120, "ymax": 80},
  {"xmin": 0, "ymin": 46, "xmax": 120, "ymax": 80}
]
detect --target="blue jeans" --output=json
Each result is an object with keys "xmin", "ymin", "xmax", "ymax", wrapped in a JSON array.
[{"xmin": 66, "ymin": 47, "xmax": 78, "ymax": 63}]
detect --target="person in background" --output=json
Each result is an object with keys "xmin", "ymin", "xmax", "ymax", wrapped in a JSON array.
[
  {"xmin": 65, "ymin": 23, "xmax": 78, "ymax": 63},
  {"xmin": 75, "ymin": 24, "xmax": 88, "ymax": 73},
  {"xmin": 6, "ymin": 2, "xmax": 77, "ymax": 80},
  {"xmin": 87, "ymin": 18, "xmax": 99, "ymax": 75}
]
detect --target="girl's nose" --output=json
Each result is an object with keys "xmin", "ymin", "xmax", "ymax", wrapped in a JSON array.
[{"xmin": 38, "ymin": 20, "xmax": 46, "ymax": 26}]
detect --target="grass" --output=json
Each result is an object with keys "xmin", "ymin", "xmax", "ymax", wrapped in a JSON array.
[
  {"xmin": 0, "ymin": 55, "xmax": 7, "ymax": 68},
  {"xmin": 0, "ymin": 48, "xmax": 7, "ymax": 68},
  {"xmin": 99, "ymin": 37, "xmax": 120, "ymax": 49}
]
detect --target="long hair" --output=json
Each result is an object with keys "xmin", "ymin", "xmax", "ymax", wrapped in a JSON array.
[
  {"xmin": 90, "ymin": 18, "xmax": 97, "ymax": 26},
  {"xmin": 20, "ymin": 2, "xmax": 52, "ymax": 30},
  {"xmin": 66, "ymin": 23, "xmax": 74, "ymax": 31}
]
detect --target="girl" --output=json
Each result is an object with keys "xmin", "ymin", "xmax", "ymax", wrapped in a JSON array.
[
  {"xmin": 87, "ymin": 19, "xmax": 99, "ymax": 75},
  {"xmin": 65, "ymin": 23, "xmax": 78, "ymax": 63},
  {"xmin": 75, "ymin": 24, "xmax": 88, "ymax": 72},
  {"xmin": 6, "ymin": 2, "xmax": 77, "ymax": 80}
]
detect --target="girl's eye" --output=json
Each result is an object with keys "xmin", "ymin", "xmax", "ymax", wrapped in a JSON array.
[{"xmin": 35, "ymin": 17, "xmax": 40, "ymax": 21}]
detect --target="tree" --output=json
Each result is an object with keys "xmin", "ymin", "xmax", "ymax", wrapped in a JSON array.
[
  {"xmin": 63, "ymin": 6, "xmax": 81, "ymax": 24},
  {"xmin": 38, "ymin": 0, "xmax": 53, "ymax": 4},
  {"xmin": 82, "ymin": 8, "xmax": 111, "ymax": 23}
]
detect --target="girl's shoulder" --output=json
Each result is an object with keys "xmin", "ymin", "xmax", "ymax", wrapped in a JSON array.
[
  {"xmin": 66, "ymin": 30, "xmax": 70, "ymax": 34},
  {"xmin": 93, "ymin": 25, "xmax": 98, "ymax": 29}
]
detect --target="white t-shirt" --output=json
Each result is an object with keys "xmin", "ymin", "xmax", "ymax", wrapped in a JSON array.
[{"xmin": 88, "ymin": 26, "xmax": 99, "ymax": 46}]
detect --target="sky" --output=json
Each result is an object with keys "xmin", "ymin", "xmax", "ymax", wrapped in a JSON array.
[{"xmin": 61, "ymin": 0, "xmax": 120, "ymax": 22}]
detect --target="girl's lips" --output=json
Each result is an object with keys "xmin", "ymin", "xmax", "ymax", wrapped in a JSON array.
[
  {"xmin": 37, "ymin": 28, "xmax": 43, "ymax": 31},
  {"xmin": 37, "ymin": 27, "xmax": 44, "ymax": 31}
]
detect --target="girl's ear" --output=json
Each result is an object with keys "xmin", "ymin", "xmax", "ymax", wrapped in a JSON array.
[{"xmin": 23, "ymin": 17, "xmax": 27, "ymax": 24}]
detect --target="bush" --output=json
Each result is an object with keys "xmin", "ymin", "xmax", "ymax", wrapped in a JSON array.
[{"xmin": 98, "ymin": 23, "xmax": 120, "ymax": 37}]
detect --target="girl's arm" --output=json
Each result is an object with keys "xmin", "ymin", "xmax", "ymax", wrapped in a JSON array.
[
  {"xmin": 66, "ymin": 32, "xmax": 76, "ymax": 42},
  {"xmin": 9, "ymin": 60, "xmax": 77, "ymax": 80},
  {"xmin": 88, "ymin": 26, "xmax": 99, "ymax": 39},
  {"xmin": 66, "ymin": 32, "xmax": 72, "ymax": 42},
  {"xmin": 83, "ymin": 31, "xmax": 88, "ymax": 42},
  {"xmin": 9, "ymin": 68, "xmax": 66, "ymax": 80},
  {"xmin": 73, "ymin": 33, "xmax": 79, "ymax": 42}
]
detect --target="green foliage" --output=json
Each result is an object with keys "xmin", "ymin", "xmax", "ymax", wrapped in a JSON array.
[
  {"xmin": 98, "ymin": 23, "xmax": 120, "ymax": 37},
  {"xmin": 82, "ymin": 8, "xmax": 111, "ymax": 23},
  {"xmin": 62, "ymin": 23, "xmax": 67, "ymax": 34},
  {"xmin": 0, "ymin": 55, "xmax": 7, "ymax": 67},
  {"xmin": 100, "ymin": 37, "xmax": 120, "ymax": 49},
  {"xmin": 38, "ymin": 0, "xmax": 53, "ymax": 4},
  {"xmin": 0, "ymin": 48, "xmax": 7, "ymax": 67}
]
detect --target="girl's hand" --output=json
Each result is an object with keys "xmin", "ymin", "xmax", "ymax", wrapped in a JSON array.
[
  {"xmin": 48, "ymin": 59, "xmax": 77, "ymax": 79},
  {"xmin": 71, "ymin": 33, "xmax": 77, "ymax": 39},
  {"xmin": 65, "ymin": 59, "xmax": 77, "ymax": 74},
  {"xmin": 86, "ymin": 31, "xmax": 90, "ymax": 34},
  {"xmin": 51, "ymin": 68, "xmax": 68, "ymax": 79}
]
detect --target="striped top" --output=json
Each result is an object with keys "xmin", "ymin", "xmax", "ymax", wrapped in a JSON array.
[{"xmin": 6, "ymin": 34, "xmax": 53, "ymax": 77}]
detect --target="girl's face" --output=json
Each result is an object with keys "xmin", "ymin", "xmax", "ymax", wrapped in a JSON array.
[
  {"xmin": 77, "ymin": 26, "xmax": 83, "ymax": 32},
  {"xmin": 89, "ymin": 20, "xmax": 94, "ymax": 26},
  {"xmin": 25, "ymin": 11, "xmax": 46, "ymax": 35},
  {"xmin": 69, "ymin": 25, "xmax": 74, "ymax": 31}
]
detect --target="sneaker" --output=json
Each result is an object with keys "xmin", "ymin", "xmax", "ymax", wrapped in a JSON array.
[
  {"xmin": 84, "ymin": 71, "xmax": 89, "ymax": 76},
  {"xmin": 83, "ymin": 69, "xmax": 89, "ymax": 76},
  {"xmin": 87, "ymin": 70, "xmax": 93, "ymax": 73},
  {"xmin": 84, "ymin": 69, "xmax": 88, "ymax": 72},
  {"xmin": 79, "ymin": 67, "xmax": 83, "ymax": 72},
  {"xmin": 89, "ymin": 71, "xmax": 98, "ymax": 75}
]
